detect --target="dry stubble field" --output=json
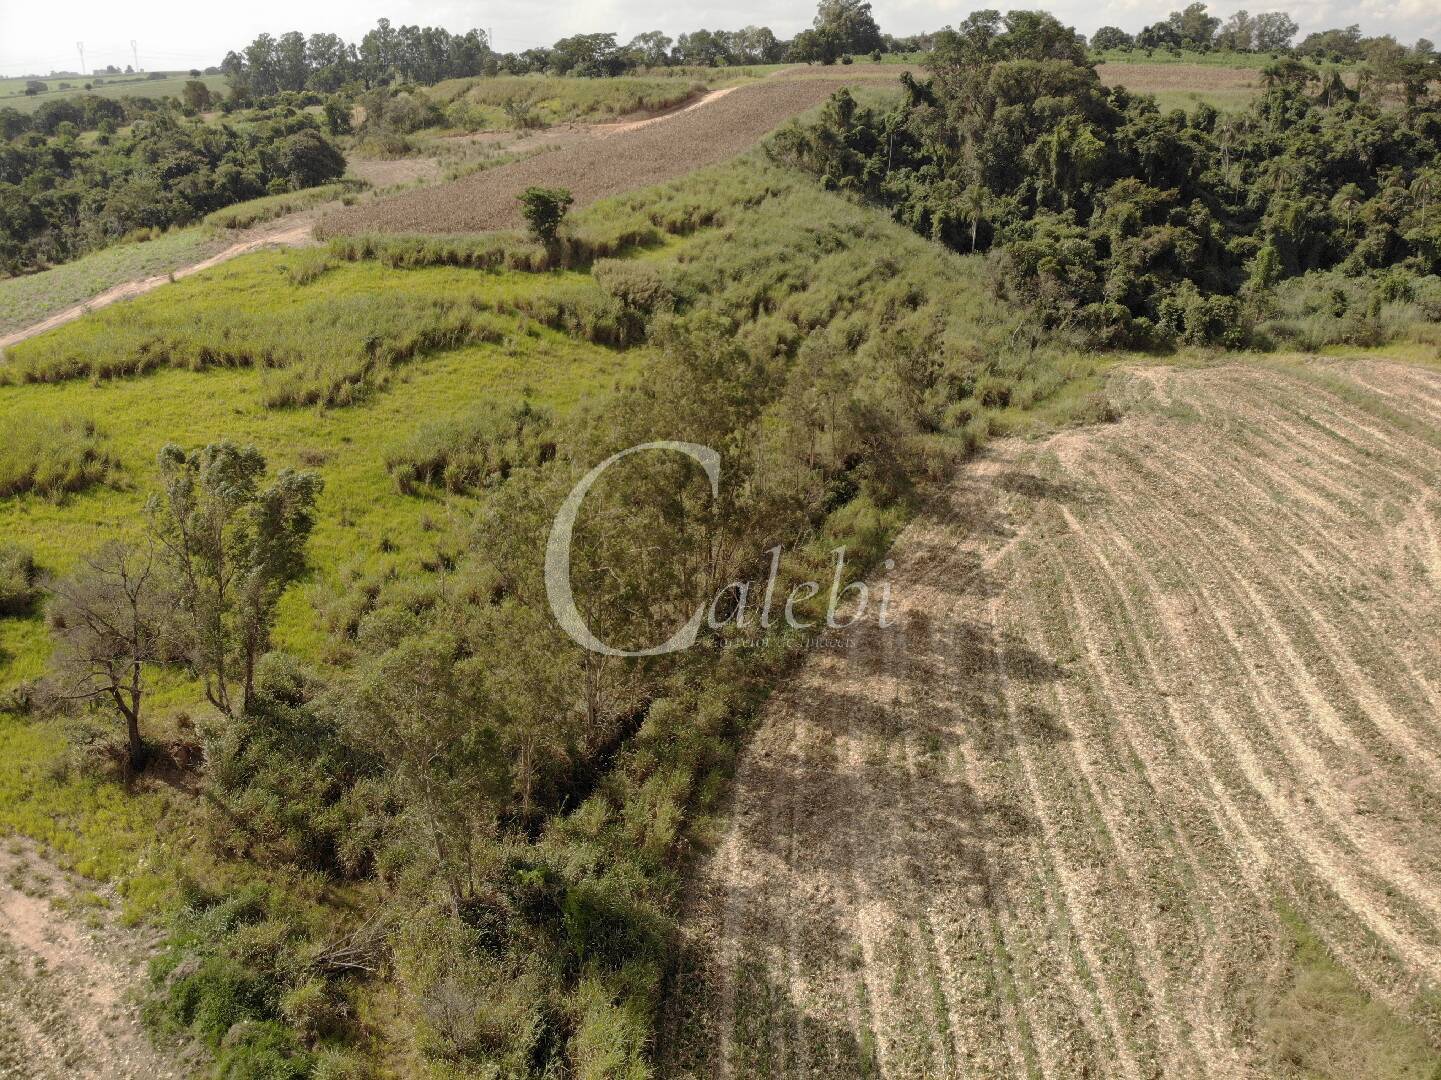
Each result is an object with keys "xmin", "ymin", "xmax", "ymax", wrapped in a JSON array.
[{"xmin": 662, "ymin": 359, "xmax": 1441, "ymax": 1078}]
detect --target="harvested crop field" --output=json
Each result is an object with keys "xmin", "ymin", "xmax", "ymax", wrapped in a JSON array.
[
  {"xmin": 1096, "ymin": 61, "xmax": 1260, "ymax": 93},
  {"xmin": 662, "ymin": 360, "xmax": 1441, "ymax": 1078},
  {"xmin": 321, "ymin": 79, "xmax": 871, "ymax": 236},
  {"xmin": 1098, "ymin": 62, "xmax": 1262, "ymax": 111}
]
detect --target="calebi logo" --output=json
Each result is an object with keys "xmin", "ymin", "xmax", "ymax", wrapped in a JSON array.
[{"xmin": 545, "ymin": 441, "xmax": 892, "ymax": 656}]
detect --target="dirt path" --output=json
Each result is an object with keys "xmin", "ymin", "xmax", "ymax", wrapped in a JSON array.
[
  {"xmin": 0, "ymin": 219, "xmax": 314, "ymax": 354},
  {"xmin": 0, "ymin": 842, "xmax": 183, "ymax": 1079},
  {"xmin": 661, "ymin": 359, "xmax": 1441, "ymax": 1078},
  {"xmin": 600, "ymin": 85, "xmax": 743, "ymax": 135}
]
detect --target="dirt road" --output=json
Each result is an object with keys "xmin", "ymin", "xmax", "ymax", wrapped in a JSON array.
[
  {"xmin": 0, "ymin": 842, "xmax": 182, "ymax": 1079},
  {"xmin": 662, "ymin": 359, "xmax": 1441, "ymax": 1078},
  {"xmin": 0, "ymin": 219, "xmax": 314, "ymax": 354}
]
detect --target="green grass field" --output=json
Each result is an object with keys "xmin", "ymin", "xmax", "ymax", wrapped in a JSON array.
[
  {"xmin": 425, "ymin": 71, "xmax": 757, "ymax": 130},
  {"xmin": 0, "ymin": 72, "xmax": 228, "ymax": 114},
  {"xmin": 0, "ymin": 228, "xmax": 228, "ymax": 337},
  {"xmin": 0, "ymin": 250, "xmax": 645, "ymax": 686},
  {"xmin": 1090, "ymin": 47, "xmax": 1307, "ymax": 68}
]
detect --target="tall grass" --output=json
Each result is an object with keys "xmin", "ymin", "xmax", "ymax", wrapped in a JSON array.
[
  {"xmin": 428, "ymin": 74, "xmax": 719, "ymax": 129},
  {"xmin": 0, "ymin": 544, "xmax": 39, "ymax": 616},
  {"xmin": 0, "ymin": 255, "xmax": 580, "ymax": 407},
  {"xmin": 0, "ymin": 416, "xmax": 119, "ymax": 499},
  {"xmin": 202, "ymin": 180, "xmax": 369, "ymax": 230},
  {"xmin": 1258, "ymin": 272, "xmax": 1441, "ymax": 352}
]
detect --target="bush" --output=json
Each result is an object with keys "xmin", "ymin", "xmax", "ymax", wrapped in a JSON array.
[
  {"xmin": 518, "ymin": 187, "xmax": 574, "ymax": 245},
  {"xmin": 386, "ymin": 401, "xmax": 555, "ymax": 496},
  {"xmin": 0, "ymin": 544, "xmax": 40, "ymax": 615},
  {"xmin": 0, "ymin": 416, "xmax": 119, "ymax": 500}
]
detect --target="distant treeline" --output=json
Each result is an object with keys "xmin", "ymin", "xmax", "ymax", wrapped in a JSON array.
[
  {"xmin": 1091, "ymin": 3, "xmax": 1437, "ymax": 61},
  {"xmin": 217, "ymin": 2, "xmax": 926, "ymax": 95}
]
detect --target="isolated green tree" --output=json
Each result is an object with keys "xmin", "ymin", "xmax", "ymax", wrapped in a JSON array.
[
  {"xmin": 338, "ymin": 633, "xmax": 508, "ymax": 916},
  {"xmin": 518, "ymin": 186, "xmax": 574, "ymax": 244},
  {"xmin": 813, "ymin": 0, "xmax": 883, "ymax": 56},
  {"xmin": 182, "ymin": 79, "xmax": 214, "ymax": 110},
  {"xmin": 150, "ymin": 442, "xmax": 322, "ymax": 718},
  {"xmin": 1091, "ymin": 26, "xmax": 1134, "ymax": 51}
]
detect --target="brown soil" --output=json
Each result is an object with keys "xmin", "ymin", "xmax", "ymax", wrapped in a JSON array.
[
  {"xmin": 1097, "ymin": 61, "xmax": 1260, "ymax": 93},
  {"xmin": 661, "ymin": 359, "xmax": 1441, "ymax": 1078},
  {"xmin": 320, "ymin": 78, "xmax": 875, "ymax": 237},
  {"xmin": 0, "ymin": 841, "xmax": 183, "ymax": 1078}
]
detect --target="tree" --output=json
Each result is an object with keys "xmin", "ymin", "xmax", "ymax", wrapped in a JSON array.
[
  {"xmin": 1254, "ymin": 12, "xmax": 1299, "ymax": 51},
  {"xmin": 518, "ymin": 186, "xmax": 573, "ymax": 244},
  {"xmin": 48, "ymin": 543, "xmax": 166, "ymax": 770},
  {"xmin": 813, "ymin": 0, "xmax": 883, "ymax": 56},
  {"xmin": 1091, "ymin": 26, "xmax": 1134, "ymax": 52},
  {"xmin": 182, "ymin": 79, "xmax": 214, "ymax": 110},
  {"xmin": 550, "ymin": 33, "xmax": 623, "ymax": 77},
  {"xmin": 1137, "ymin": 22, "xmax": 1183, "ymax": 52},
  {"xmin": 625, "ymin": 31, "xmax": 673, "ymax": 67},
  {"xmin": 1215, "ymin": 11, "xmax": 1256, "ymax": 52},
  {"xmin": 1297, "ymin": 24, "xmax": 1365, "ymax": 61},
  {"xmin": 1167, "ymin": 3, "xmax": 1221, "ymax": 50},
  {"xmin": 273, "ymin": 129, "xmax": 346, "ymax": 188},
  {"xmin": 338, "ymin": 633, "xmax": 507, "ymax": 916},
  {"xmin": 789, "ymin": 28, "xmax": 842, "ymax": 65},
  {"xmin": 24, "ymin": 80, "xmax": 47, "ymax": 96},
  {"xmin": 150, "ymin": 442, "xmax": 322, "ymax": 718}
]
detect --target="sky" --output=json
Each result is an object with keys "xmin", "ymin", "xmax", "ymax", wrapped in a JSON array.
[{"xmin": 0, "ymin": 0, "xmax": 1435, "ymax": 77}]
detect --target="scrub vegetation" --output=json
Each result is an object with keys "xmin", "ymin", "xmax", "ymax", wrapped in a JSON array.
[{"xmin": 2, "ymin": 2, "xmax": 1439, "ymax": 1078}]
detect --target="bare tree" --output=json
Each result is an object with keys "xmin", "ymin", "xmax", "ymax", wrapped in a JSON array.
[{"xmin": 48, "ymin": 542, "xmax": 166, "ymax": 770}]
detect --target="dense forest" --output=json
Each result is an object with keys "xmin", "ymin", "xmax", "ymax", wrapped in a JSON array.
[
  {"xmin": 771, "ymin": 11, "xmax": 1441, "ymax": 347},
  {"xmin": 0, "ymin": 107, "xmax": 345, "ymax": 272}
]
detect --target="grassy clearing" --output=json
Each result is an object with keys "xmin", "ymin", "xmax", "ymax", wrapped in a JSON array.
[
  {"xmin": 0, "ymin": 228, "xmax": 227, "ymax": 337},
  {"xmin": 1090, "ymin": 48, "xmax": 1301, "ymax": 69},
  {"xmin": 202, "ymin": 180, "xmax": 368, "ymax": 229},
  {"xmin": 0, "ymin": 249, "xmax": 630, "ymax": 407},
  {"xmin": 0, "ymin": 259, "xmax": 642, "ymax": 682},
  {"xmin": 1265, "ymin": 908, "xmax": 1441, "ymax": 1079},
  {"xmin": 0, "ymin": 72, "xmax": 228, "ymax": 114},
  {"xmin": 0, "ymin": 712, "xmax": 166, "ymax": 882},
  {"xmin": 428, "ymin": 74, "xmax": 722, "ymax": 130}
]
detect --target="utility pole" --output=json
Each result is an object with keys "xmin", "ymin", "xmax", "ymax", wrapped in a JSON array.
[
  {"xmin": 76, "ymin": 41, "xmax": 86, "ymax": 76},
  {"xmin": 131, "ymin": 40, "xmax": 140, "ymax": 72}
]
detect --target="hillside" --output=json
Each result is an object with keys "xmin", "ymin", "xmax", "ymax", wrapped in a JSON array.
[{"xmin": 2, "ymin": 5, "xmax": 1440, "ymax": 1079}]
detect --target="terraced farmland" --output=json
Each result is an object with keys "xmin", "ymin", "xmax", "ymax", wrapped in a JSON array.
[{"xmin": 663, "ymin": 359, "xmax": 1441, "ymax": 1078}]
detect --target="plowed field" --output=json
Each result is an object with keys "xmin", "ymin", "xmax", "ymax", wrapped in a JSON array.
[
  {"xmin": 320, "ymin": 78, "xmax": 866, "ymax": 236},
  {"xmin": 662, "ymin": 360, "xmax": 1441, "ymax": 1078}
]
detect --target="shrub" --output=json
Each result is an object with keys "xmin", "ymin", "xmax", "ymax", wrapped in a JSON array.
[
  {"xmin": 0, "ymin": 544, "xmax": 40, "ymax": 615},
  {"xmin": 0, "ymin": 416, "xmax": 119, "ymax": 500},
  {"xmin": 518, "ymin": 187, "xmax": 574, "ymax": 245},
  {"xmin": 386, "ymin": 401, "xmax": 555, "ymax": 496}
]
